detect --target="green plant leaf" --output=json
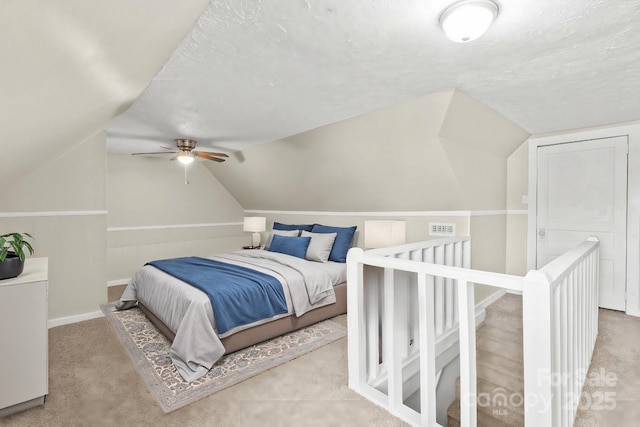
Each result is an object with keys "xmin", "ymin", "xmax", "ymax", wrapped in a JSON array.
[{"xmin": 0, "ymin": 232, "xmax": 34, "ymax": 262}]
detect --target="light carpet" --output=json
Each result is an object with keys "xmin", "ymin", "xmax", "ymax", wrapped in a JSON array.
[{"xmin": 100, "ymin": 302, "xmax": 347, "ymax": 413}]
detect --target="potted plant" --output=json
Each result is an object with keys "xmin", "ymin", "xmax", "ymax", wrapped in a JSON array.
[{"xmin": 0, "ymin": 232, "xmax": 34, "ymax": 280}]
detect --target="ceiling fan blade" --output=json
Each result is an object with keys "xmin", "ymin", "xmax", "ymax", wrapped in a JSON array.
[
  {"xmin": 131, "ymin": 151, "xmax": 177, "ymax": 155},
  {"xmin": 161, "ymin": 146, "xmax": 177, "ymax": 151},
  {"xmin": 193, "ymin": 150, "xmax": 229, "ymax": 158},
  {"xmin": 195, "ymin": 152, "xmax": 226, "ymax": 162}
]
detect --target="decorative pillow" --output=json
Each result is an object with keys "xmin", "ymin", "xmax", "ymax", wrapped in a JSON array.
[
  {"xmin": 310, "ymin": 224, "xmax": 357, "ymax": 263},
  {"xmin": 264, "ymin": 229, "xmax": 300, "ymax": 249},
  {"xmin": 273, "ymin": 221, "xmax": 314, "ymax": 232},
  {"xmin": 267, "ymin": 235, "xmax": 311, "ymax": 259},
  {"xmin": 301, "ymin": 231, "xmax": 337, "ymax": 263}
]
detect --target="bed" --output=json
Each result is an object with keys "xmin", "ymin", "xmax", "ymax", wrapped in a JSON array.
[{"xmin": 116, "ymin": 222, "xmax": 355, "ymax": 382}]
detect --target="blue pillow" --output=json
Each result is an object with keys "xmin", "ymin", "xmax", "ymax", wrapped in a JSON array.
[
  {"xmin": 273, "ymin": 221, "xmax": 314, "ymax": 233},
  {"xmin": 310, "ymin": 224, "xmax": 357, "ymax": 263},
  {"xmin": 268, "ymin": 235, "xmax": 311, "ymax": 259}
]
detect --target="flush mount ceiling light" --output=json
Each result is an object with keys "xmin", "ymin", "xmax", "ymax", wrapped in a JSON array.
[{"xmin": 440, "ymin": 0, "xmax": 499, "ymax": 43}]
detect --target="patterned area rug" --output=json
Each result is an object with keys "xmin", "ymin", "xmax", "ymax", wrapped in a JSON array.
[{"xmin": 101, "ymin": 303, "xmax": 346, "ymax": 413}]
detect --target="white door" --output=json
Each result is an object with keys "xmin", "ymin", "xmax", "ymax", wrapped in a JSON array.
[{"xmin": 536, "ymin": 136, "xmax": 628, "ymax": 311}]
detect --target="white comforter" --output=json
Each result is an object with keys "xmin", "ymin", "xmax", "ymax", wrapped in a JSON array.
[{"xmin": 118, "ymin": 250, "xmax": 345, "ymax": 382}]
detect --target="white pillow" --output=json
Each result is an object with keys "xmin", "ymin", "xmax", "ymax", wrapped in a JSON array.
[
  {"xmin": 301, "ymin": 231, "xmax": 337, "ymax": 263},
  {"xmin": 264, "ymin": 229, "xmax": 300, "ymax": 249}
]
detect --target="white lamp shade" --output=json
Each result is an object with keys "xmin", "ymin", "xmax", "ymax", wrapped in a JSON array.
[
  {"xmin": 365, "ymin": 220, "xmax": 406, "ymax": 249},
  {"xmin": 243, "ymin": 217, "xmax": 266, "ymax": 232},
  {"xmin": 440, "ymin": 0, "xmax": 498, "ymax": 43}
]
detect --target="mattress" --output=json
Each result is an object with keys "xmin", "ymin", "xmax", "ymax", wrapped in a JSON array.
[{"xmin": 117, "ymin": 249, "xmax": 347, "ymax": 382}]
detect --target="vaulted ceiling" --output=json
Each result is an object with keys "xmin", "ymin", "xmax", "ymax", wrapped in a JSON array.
[
  {"xmin": 3, "ymin": 0, "xmax": 639, "ymax": 186},
  {"xmin": 1, "ymin": 0, "xmax": 210, "ymax": 185},
  {"xmin": 107, "ymin": 0, "xmax": 640, "ymax": 156}
]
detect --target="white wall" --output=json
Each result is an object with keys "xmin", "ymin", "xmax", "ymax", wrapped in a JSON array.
[
  {"xmin": 0, "ymin": 0, "xmax": 209, "ymax": 186},
  {"xmin": 469, "ymin": 214, "xmax": 508, "ymax": 302},
  {"xmin": 213, "ymin": 90, "xmax": 529, "ymax": 299},
  {"xmin": 506, "ymin": 142, "xmax": 529, "ymax": 276},
  {"xmin": 0, "ymin": 1, "xmax": 213, "ymax": 324},
  {"xmin": 0, "ymin": 131, "xmax": 107, "ymax": 322},
  {"xmin": 106, "ymin": 154, "xmax": 247, "ymax": 281},
  {"xmin": 247, "ymin": 211, "xmax": 470, "ymax": 248},
  {"xmin": 210, "ymin": 90, "xmax": 529, "ymax": 212}
]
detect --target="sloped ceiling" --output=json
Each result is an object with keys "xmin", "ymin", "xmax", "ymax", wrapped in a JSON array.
[
  {"xmin": 107, "ymin": 0, "xmax": 640, "ymax": 157},
  {"xmin": 0, "ymin": 0, "xmax": 209, "ymax": 186},
  {"xmin": 208, "ymin": 90, "xmax": 529, "ymax": 212}
]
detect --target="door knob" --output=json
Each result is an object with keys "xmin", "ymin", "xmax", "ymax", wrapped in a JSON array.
[{"xmin": 539, "ymin": 229, "xmax": 546, "ymax": 240}]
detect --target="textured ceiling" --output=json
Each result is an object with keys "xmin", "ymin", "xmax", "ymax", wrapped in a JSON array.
[
  {"xmin": 107, "ymin": 0, "xmax": 640, "ymax": 156},
  {"xmin": 0, "ymin": 0, "xmax": 209, "ymax": 186}
]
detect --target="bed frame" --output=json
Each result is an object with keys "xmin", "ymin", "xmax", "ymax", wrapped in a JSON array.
[{"xmin": 138, "ymin": 281, "xmax": 347, "ymax": 354}]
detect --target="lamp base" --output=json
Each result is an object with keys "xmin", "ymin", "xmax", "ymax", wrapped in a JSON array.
[{"xmin": 252, "ymin": 232, "xmax": 261, "ymax": 248}]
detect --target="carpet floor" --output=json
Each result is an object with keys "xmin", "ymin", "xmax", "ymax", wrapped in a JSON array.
[
  {"xmin": 100, "ymin": 302, "xmax": 347, "ymax": 413},
  {"xmin": 0, "ymin": 285, "xmax": 408, "ymax": 427},
  {"xmin": 1, "ymin": 285, "xmax": 638, "ymax": 426}
]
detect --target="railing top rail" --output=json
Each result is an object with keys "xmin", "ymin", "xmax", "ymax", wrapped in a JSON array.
[
  {"xmin": 538, "ymin": 237, "xmax": 599, "ymax": 287},
  {"xmin": 347, "ymin": 247, "xmax": 523, "ymax": 291},
  {"xmin": 365, "ymin": 236, "xmax": 470, "ymax": 257}
]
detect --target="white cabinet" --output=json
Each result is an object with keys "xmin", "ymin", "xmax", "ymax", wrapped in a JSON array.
[{"xmin": 0, "ymin": 257, "xmax": 48, "ymax": 416}]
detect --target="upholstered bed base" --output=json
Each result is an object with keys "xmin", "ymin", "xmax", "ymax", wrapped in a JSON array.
[{"xmin": 138, "ymin": 281, "xmax": 347, "ymax": 354}]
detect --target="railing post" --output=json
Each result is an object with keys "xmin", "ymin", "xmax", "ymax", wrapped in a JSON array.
[
  {"xmin": 346, "ymin": 248, "xmax": 366, "ymax": 391},
  {"xmin": 457, "ymin": 279, "xmax": 477, "ymax": 427},
  {"xmin": 418, "ymin": 273, "xmax": 437, "ymax": 426},
  {"xmin": 522, "ymin": 270, "xmax": 554, "ymax": 426},
  {"xmin": 384, "ymin": 267, "xmax": 403, "ymax": 412}
]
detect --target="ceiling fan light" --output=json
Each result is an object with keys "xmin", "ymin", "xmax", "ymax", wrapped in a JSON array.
[
  {"xmin": 177, "ymin": 153, "xmax": 194, "ymax": 164},
  {"xmin": 440, "ymin": 0, "xmax": 498, "ymax": 43}
]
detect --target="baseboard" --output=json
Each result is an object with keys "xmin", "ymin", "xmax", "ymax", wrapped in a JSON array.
[
  {"xmin": 107, "ymin": 278, "xmax": 130, "ymax": 287},
  {"xmin": 0, "ymin": 395, "xmax": 45, "ymax": 417},
  {"xmin": 626, "ymin": 308, "xmax": 640, "ymax": 318},
  {"xmin": 48, "ymin": 310, "xmax": 103, "ymax": 329},
  {"xmin": 476, "ymin": 288, "xmax": 507, "ymax": 313}
]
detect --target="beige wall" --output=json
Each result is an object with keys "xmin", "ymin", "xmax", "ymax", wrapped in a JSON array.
[
  {"xmin": 0, "ymin": 1, "xmax": 213, "ymax": 322},
  {"xmin": 0, "ymin": 87, "xmax": 531, "ymax": 321},
  {"xmin": 210, "ymin": 90, "xmax": 529, "ymax": 213},
  {"xmin": 469, "ymin": 215, "xmax": 508, "ymax": 302},
  {"xmin": 0, "ymin": 131, "xmax": 107, "ymax": 321},
  {"xmin": 505, "ymin": 141, "xmax": 529, "ymax": 276},
  {"xmin": 0, "ymin": 0, "xmax": 209, "ymax": 186},
  {"xmin": 214, "ymin": 90, "xmax": 528, "ymax": 303},
  {"xmin": 106, "ymin": 154, "xmax": 246, "ymax": 280},
  {"xmin": 210, "ymin": 91, "xmax": 453, "ymax": 211},
  {"xmin": 247, "ymin": 212, "xmax": 471, "ymax": 249},
  {"xmin": 440, "ymin": 137, "xmax": 507, "ymax": 210}
]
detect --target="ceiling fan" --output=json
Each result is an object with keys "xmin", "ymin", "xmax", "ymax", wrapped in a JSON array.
[{"xmin": 131, "ymin": 138, "xmax": 229, "ymax": 164}]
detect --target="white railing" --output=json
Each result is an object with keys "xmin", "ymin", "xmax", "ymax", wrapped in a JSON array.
[
  {"xmin": 523, "ymin": 237, "xmax": 600, "ymax": 427},
  {"xmin": 347, "ymin": 237, "xmax": 523, "ymax": 426},
  {"xmin": 347, "ymin": 236, "xmax": 600, "ymax": 427}
]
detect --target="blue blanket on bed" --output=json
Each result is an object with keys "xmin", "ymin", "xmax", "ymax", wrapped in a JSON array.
[{"xmin": 147, "ymin": 256, "xmax": 287, "ymax": 334}]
